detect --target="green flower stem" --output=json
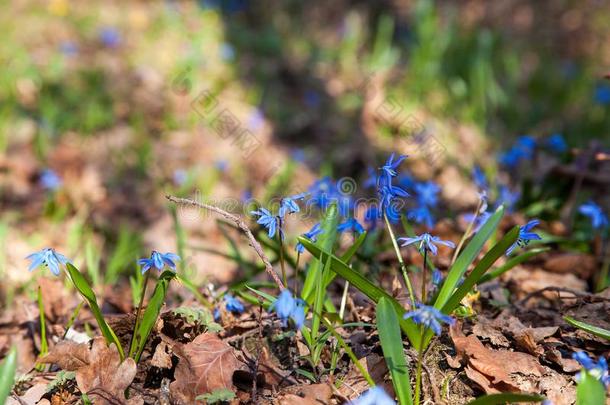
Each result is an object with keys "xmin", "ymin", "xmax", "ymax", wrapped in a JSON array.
[
  {"xmin": 414, "ymin": 327, "xmax": 425, "ymax": 404},
  {"xmin": 130, "ymin": 270, "xmax": 150, "ymax": 357},
  {"xmin": 451, "ymin": 198, "xmax": 483, "ymax": 265},
  {"xmin": 384, "ymin": 214, "xmax": 416, "ymax": 306}
]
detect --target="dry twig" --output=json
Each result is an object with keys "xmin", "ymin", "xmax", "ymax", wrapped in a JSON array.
[{"xmin": 166, "ymin": 195, "xmax": 285, "ymax": 290}]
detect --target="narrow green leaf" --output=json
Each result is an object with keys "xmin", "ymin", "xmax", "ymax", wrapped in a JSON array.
[
  {"xmin": 441, "ymin": 226, "xmax": 519, "ymax": 314},
  {"xmin": 65, "ymin": 263, "xmax": 124, "ymax": 360},
  {"xmin": 377, "ymin": 298, "xmax": 413, "ymax": 405},
  {"xmin": 0, "ymin": 346, "xmax": 17, "ymax": 404},
  {"xmin": 576, "ymin": 372, "xmax": 606, "ymax": 405},
  {"xmin": 302, "ymin": 204, "xmax": 340, "ymax": 303},
  {"xmin": 311, "ymin": 254, "xmax": 330, "ymax": 347},
  {"xmin": 298, "ymin": 237, "xmax": 422, "ymax": 349},
  {"xmin": 130, "ymin": 270, "xmax": 176, "ymax": 362},
  {"xmin": 435, "ymin": 206, "xmax": 504, "ymax": 310},
  {"xmin": 564, "ymin": 316, "xmax": 610, "ymax": 341},
  {"xmin": 478, "ymin": 247, "xmax": 549, "ymax": 284},
  {"xmin": 322, "ymin": 231, "xmax": 368, "ymax": 289},
  {"xmin": 466, "ymin": 392, "xmax": 544, "ymax": 405},
  {"xmin": 36, "ymin": 287, "xmax": 48, "ymax": 371}
]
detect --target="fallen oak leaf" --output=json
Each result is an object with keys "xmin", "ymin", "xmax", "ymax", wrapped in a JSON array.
[
  {"xmin": 170, "ymin": 332, "xmax": 240, "ymax": 403},
  {"xmin": 42, "ymin": 337, "xmax": 141, "ymax": 405}
]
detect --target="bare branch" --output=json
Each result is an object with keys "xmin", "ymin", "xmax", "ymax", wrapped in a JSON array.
[{"xmin": 166, "ymin": 195, "xmax": 285, "ymax": 290}]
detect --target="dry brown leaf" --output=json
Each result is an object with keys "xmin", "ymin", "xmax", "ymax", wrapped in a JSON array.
[
  {"xmin": 151, "ymin": 341, "xmax": 173, "ymax": 369},
  {"xmin": 40, "ymin": 340, "xmax": 90, "ymax": 370},
  {"xmin": 472, "ymin": 320, "xmax": 510, "ymax": 347},
  {"xmin": 170, "ymin": 333, "xmax": 240, "ymax": 403},
  {"xmin": 544, "ymin": 253, "xmax": 596, "ymax": 278},
  {"xmin": 76, "ymin": 338, "xmax": 141, "ymax": 405},
  {"xmin": 40, "ymin": 337, "xmax": 141, "ymax": 405}
]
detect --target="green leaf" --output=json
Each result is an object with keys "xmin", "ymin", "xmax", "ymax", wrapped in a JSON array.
[
  {"xmin": 441, "ymin": 226, "xmax": 519, "ymax": 314},
  {"xmin": 435, "ymin": 206, "xmax": 504, "ymax": 310},
  {"xmin": 65, "ymin": 263, "xmax": 124, "ymax": 360},
  {"xmin": 377, "ymin": 298, "xmax": 413, "ymax": 405},
  {"xmin": 196, "ymin": 388, "xmax": 236, "ymax": 404},
  {"xmin": 564, "ymin": 316, "xmax": 610, "ymax": 341},
  {"xmin": 576, "ymin": 371, "xmax": 606, "ymax": 405},
  {"xmin": 0, "ymin": 346, "xmax": 17, "ymax": 404},
  {"xmin": 478, "ymin": 247, "xmax": 549, "ymax": 284},
  {"xmin": 466, "ymin": 392, "xmax": 545, "ymax": 405},
  {"xmin": 297, "ymin": 237, "xmax": 422, "ymax": 349},
  {"xmin": 129, "ymin": 271, "xmax": 176, "ymax": 362},
  {"xmin": 302, "ymin": 204, "xmax": 340, "ymax": 303}
]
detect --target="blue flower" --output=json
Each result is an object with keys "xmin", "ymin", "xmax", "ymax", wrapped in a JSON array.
[
  {"xmin": 40, "ymin": 169, "xmax": 62, "ymax": 191},
  {"xmin": 251, "ymin": 208, "xmax": 281, "ymax": 239},
  {"xmin": 398, "ymin": 233, "xmax": 455, "ymax": 256},
  {"xmin": 547, "ymin": 133, "xmax": 567, "ymax": 153},
  {"xmin": 219, "ymin": 42, "xmax": 235, "ymax": 61},
  {"xmin": 379, "ymin": 153, "xmax": 407, "ymax": 187},
  {"xmin": 472, "ymin": 165, "xmax": 488, "ymax": 191},
  {"xmin": 407, "ymin": 206, "xmax": 435, "ymax": 229},
  {"xmin": 138, "ymin": 251, "xmax": 181, "ymax": 274},
  {"xmin": 213, "ymin": 307, "xmax": 221, "ymax": 321},
  {"xmin": 99, "ymin": 27, "xmax": 121, "ymax": 48},
  {"xmin": 579, "ymin": 201, "xmax": 609, "ymax": 230},
  {"xmin": 308, "ymin": 177, "xmax": 335, "ymax": 211},
  {"xmin": 296, "ymin": 223, "xmax": 324, "ymax": 253},
  {"xmin": 59, "ymin": 41, "xmax": 78, "ymax": 57},
  {"xmin": 364, "ymin": 205, "xmax": 381, "ymax": 230},
  {"xmin": 26, "ymin": 248, "xmax": 71, "ymax": 276},
  {"xmin": 304, "ymin": 90, "xmax": 321, "ymax": 108},
  {"xmin": 496, "ymin": 185, "xmax": 520, "ymax": 212},
  {"xmin": 506, "ymin": 220, "xmax": 542, "ymax": 255},
  {"xmin": 414, "ymin": 181, "xmax": 440, "ymax": 208},
  {"xmin": 462, "ymin": 211, "xmax": 492, "ymax": 234},
  {"xmin": 573, "ymin": 351, "xmax": 610, "ymax": 388},
  {"xmin": 431, "ymin": 269, "xmax": 443, "ymax": 287},
  {"xmin": 363, "ymin": 167, "xmax": 378, "ymax": 189},
  {"xmin": 516, "ymin": 135, "xmax": 536, "ymax": 157},
  {"xmin": 594, "ymin": 84, "xmax": 610, "ymax": 105},
  {"xmin": 403, "ymin": 304, "xmax": 455, "ymax": 335},
  {"xmin": 498, "ymin": 137, "xmax": 536, "ymax": 168},
  {"xmin": 338, "ymin": 218, "xmax": 365, "ymax": 235},
  {"xmin": 498, "ymin": 147, "xmax": 523, "ymax": 168},
  {"xmin": 279, "ymin": 192, "xmax": 309, "ymax": 218},
  {"xmin": 378, "ymin": 183, "xmax": 409, "ymax": 222},
  {"xmin": 215, "ymin": 160, "xmax": 228, "ymax": 172},
  {"xmin": 270, "ymin": 290, "xmax": 306, "ymax": 329},
  {"xmin": 173, "ymin": 169, "xmax": 188, "ymax": 186},
  {"xmin": 351, "ymin": 386, "xmax": 396, "ymax": 405},
  {"xmin": 224, "ymin": 294, "xmax": 245, "ymax": 314}
]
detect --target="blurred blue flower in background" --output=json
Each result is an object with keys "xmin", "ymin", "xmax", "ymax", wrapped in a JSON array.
[
  {"xmin": 26, "ymin": 248, "xmax": 71, "ymax": 276},
  {"xmin": 338, "ymin": 217, "xmax": 365, "ymax": 235},
  {"xmin": 224, "ymin": 294, "xmax": 245, "ymax": 314},
  {"xmin": 407, "ymin": 205, "xmax": 435, "ymax": 229},
  {"xmin": 594, "ymin": 84, "xmax": 610, "ymax": 105},
  {"xmin": 99, "ymin": 27, "xmax": 121, "ymax": 48},
  {"xmin": 138, "ymin": 251, "xmax": 181, "ymax": 274},
  {"xmin": 472, "ymin": 165, "xmax": 488, "ymax": 191},
  {"xmin": 364, "ymin": 205, "xmax": 381, "ymax": 230},
  {"xmin": 403, "ymin": 304, "xmax": 455, "ymax": 335},
  {"xmin": 379, "ymin": 153, "xmax": 407, "ymax": 187},
  {"xmin": 173, "ymin": 169, "xmax": 188, "ymax": 186},
  {"xmin": 414, "ymin": 181, "xmax": 440, "ymax": 208},
  {"xmin": 40, "ymin": 169, "xmax": 62, "ymax": 191},
  {"xmin": 496, "ymin": 185, "xmax": 520, "ymax": 212},
  {"xmin": 219, "ymin": 42, "xmax": 235, "ymax": 61},
  {"xmin": 59, "ymin": 41, "xmax": 78, "ymax": 57},
  {"xmin": 546, "ymin": 133, "xmax": 567, "ymax": 153},
  {"xmin": 579, "ymin": 201, "xmax": 609, "ymax": 230}
]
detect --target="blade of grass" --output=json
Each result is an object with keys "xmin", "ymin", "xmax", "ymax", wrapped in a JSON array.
[
  {"xmin": 36, "ymin": 287, "xmax": 48, "ymax": 371},
  {"xmin": 466, "ymin": 392, "xmax": 544, "ymax": 405},
  {"xmin": 65, "ymin": 263, "xmax": 124, "ymax": 360},
  {"xmin": 564, "ymin": 316, "xmax": 610, "ymax": 341},
  {"xmin": 434, "ymin": 206, "xmax": 504, "ymax": 310},
  {"xmin": 377, "ymin": 297, "xmax": 413, "ymax": 405},
  {"xmin": 130, "ymin": 270, "xmax": 176, "ymax": 362},
  {"xmin": 0, "ymin": 346, "xmax": 17, "ymax": 404},
  {"xmin": 576, "ymin": 371, "xmax": 606, "ymax": 405}
]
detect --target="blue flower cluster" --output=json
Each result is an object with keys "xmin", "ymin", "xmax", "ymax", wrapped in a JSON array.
[
  {"xmin": 377, "ymin": 154, "xmax": 410, "ymax": 223},
  {"xmin": 351, "ymin": 386, "xmax": 396, "ymax": 405},
  {"xmin": 40, "ymin": 169, "xmax": 62, "ymax": 191},
  {"xmin": 270, "ymin": 290, "xmax": 306, "ymax": 329},
  {"xmin": 223, "ymin": 294, "xmax": 245, "ymax": 314},
  {"xmin": 296, "ymin": 223, "xmax": 324, "ymax": 253},
  {"xmin": 498, "ymin": 134, "xmax": 568, "ymax": 168}
]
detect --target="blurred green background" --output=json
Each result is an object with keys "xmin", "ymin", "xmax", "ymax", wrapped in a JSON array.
[{"xmin": 1, "ymin": 0, "xmax": 609, "ymax": 296}]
